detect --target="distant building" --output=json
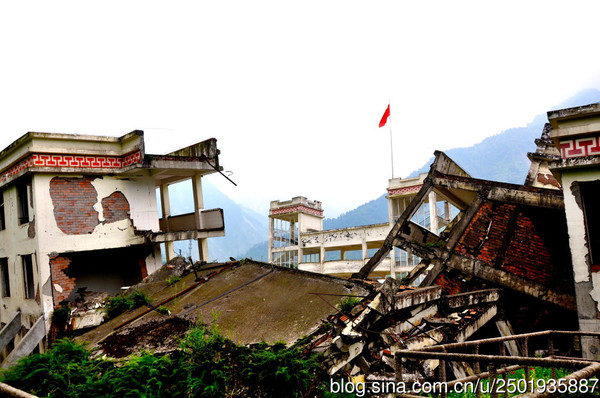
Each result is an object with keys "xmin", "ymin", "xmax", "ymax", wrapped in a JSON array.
[
  {"xmin": 0, "ymin": 131, "xmax": 225, "ymax": 366},
  {"xmin": 268, "ymin": 174, "xmax": 454, "ymax": 279}
]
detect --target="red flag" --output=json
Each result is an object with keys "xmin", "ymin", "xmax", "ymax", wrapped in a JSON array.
[{"xmin": 379, "ymin": 104, "xmax": 390, "ymax": 128}]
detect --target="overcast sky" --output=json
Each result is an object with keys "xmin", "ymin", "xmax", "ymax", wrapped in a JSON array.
[{"xmin": 1, "ymin": 1, "xmax": 600, "ymax": 218}]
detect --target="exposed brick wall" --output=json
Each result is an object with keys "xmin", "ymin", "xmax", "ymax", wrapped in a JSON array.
[
  {"xmin": 50, "ymin": 255, "xmax": 76, "ymax": 306},
  {"xmin": 49, "ymin": 177, "xmax": 99, "ymax": 234},
  {"xmin": 454, "ymin": 201, "xmax": 574, "ymax": 295},
  {"xmin": 434, "ymin": 271, "xmax": 471, "ymax": 295},
  {"xmin": 101, "ymin": 191, "xmax": 130, "ymax": 224}
]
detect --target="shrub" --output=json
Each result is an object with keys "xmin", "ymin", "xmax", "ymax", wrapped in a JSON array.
[
  {"xmin": 338, "ymin": 296, "xmax": 363, "ymax": 313},
  {"xmin": 166, "ymin": 275, "xmax": 182, "ymax": 286},
  {"xmin": 1, "ymin": 324, "xmax": 326, "ymax": 398},
  {"xmin": 105, "ymin": 290, "xmax": 151, "ymax": 319},
  {"xmin": 0, "ymin": 339, "xmax": 110, "ymax": 398}
]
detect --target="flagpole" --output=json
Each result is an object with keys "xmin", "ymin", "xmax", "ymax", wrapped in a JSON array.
[{"xmin": 389, "ymin": 99, "xmax": 394, "ymax": 179}]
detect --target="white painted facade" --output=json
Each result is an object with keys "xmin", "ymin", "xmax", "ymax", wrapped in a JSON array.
[{"xmin": 548, "ymin": 103, "xmax": 600, "ymax": 359}]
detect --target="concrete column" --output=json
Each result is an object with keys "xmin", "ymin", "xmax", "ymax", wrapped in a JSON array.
[
  {"xmin": 197, "ymin": 238, "xmax": 209, "ymax": 262},
  {"xmin": 290, "ymin": 220, "xmax": 296, "ymax": 246},
  {"xmin": 320, "ymin": 246, "xmax": 325, "ymax": 274},
  {"xmin": 159, "ymin": 184, "xmax": 175, "ymax": 262},
  {"xmin": 390, "ymin": 247, "xmax": 396, "ymax": 279},
  {"xmin": 428, "ymin": 191, "xmax": 439, "ymax": 234},
  {"xmin": 388, "ymin": 196, "xmax": 395, "ymax": 225},
  {"xmin": 192, "ymin": 174, "xmax": 205, "ymax": 228},
  {"xmin": 362, "ymin": 240, "xmax": 368, "ymax": 266},
  {"xmin": 297, "ymin": 215, "xmax": 303, "ymax": 267},
  {"xmin": 192, "ymin": 175, "xmax": 209, "ymax": 262},
  {"xmin": 268, "ymin": 216, "xmax": 274, "ymax": 263}
]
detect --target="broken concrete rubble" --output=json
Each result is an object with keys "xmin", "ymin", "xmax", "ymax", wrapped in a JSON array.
[
  {"xmin": 309, "ymin": 277, "xmax": 505, "ymax": 384},
  {"xmin": 354, "ymin": 149, "xmax": 578, "ymax": 336}
]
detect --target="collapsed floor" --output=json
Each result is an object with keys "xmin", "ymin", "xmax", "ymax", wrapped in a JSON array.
[
  {"xmin": 309, "ymin": 279, "xmax": 507, "ymax": 381},
  {"xmin": 73, "ymin": 258, "xmax": 370, "ymax": 358}
]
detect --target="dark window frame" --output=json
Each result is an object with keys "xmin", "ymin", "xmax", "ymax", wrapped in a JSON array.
[
  {"xmin": 0, "ymin": 190, "xmax": 5, "ymax": 230},
  {"xmin": 17, "ymin": 179, "xmax": 31, "ymax": 225},
  {"xmin": 22, "ymin": 255, "xmax": 34, "ymax": 300},
  {"xmin": 580, "ymin": 181, "xmax": 600, "ymax": 267},
  {"xmin": 0, "ymin": 258, "xmax": 9, "ymax": 297}
]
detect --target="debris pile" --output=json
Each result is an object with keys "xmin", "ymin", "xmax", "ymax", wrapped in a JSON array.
[{"xmin": 309, "ymin": 277, "xmax": 503, "ymax": 383}]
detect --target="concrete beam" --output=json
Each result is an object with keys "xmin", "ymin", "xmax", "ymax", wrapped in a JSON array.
[
  {"xmin": 487, "ymin": 186, "xmax": 564, "ymax": 210},
  {"xmin": 447, "ymin": 255, "xmax": 576, "ymax": 311},
  {"xmin": 354, "ymin": 181, "xmax": 433, "ymax": 279},
  {"xmin": 0, "ymin": 312, "xmax": 21, "ymax": 354},
  {"xmin": 496, "ymin": 318, "xmax": 520, "ymax": 357},
  {"xmin": 2, "ymin": 317, "xmax": 46, "ymax": 369},
  {"xmin": 400, "ymin": 260, "xmax": 430, "ymax": 285},
  {"xmin": 444, "ymin": 289, "xmax": 501, "ymax": 309}
]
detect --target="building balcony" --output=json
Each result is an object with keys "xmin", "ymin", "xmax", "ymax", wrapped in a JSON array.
[
  {"xmin": 299, "ymin": 258, "xmax": 392, "ymax": 276},
  {"xmin": 151, "ymin": 208, "xmax": 225, "ymax": 243}
]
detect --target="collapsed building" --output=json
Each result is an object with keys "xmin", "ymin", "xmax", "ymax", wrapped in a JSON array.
[
  {"xmin": 0, "ymin": 131, "xmax": 226, "ymax": 367},
  {"xmin": 299, "ymin": 146, "xmax": 577, "ymax": 384},
  {"xmin": 304, "ymin": 102, "xmax": 600, "ymax": 389}
]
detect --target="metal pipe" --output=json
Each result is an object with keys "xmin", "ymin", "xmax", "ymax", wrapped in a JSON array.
[
  {"xmin": 439, "ymin": 359, "xmax": 447, "ymax": 398},
  {"xmin": 0, "ymin": 382, "xmax": 38, "ymax": 398},
  {"xmin": 445, "ymin": 364, "xmax": 524, "ymax": 389},
  {"xmin": 524, "ymin": 337, "xmax": 530, "ymax": 384},
  {"xmin": 415, "ymin": 330, "xmax": 600, "ymax": 352},
  {"xmin": 395, "ymin": 350, "xmax": 594, "ymax": 369}
]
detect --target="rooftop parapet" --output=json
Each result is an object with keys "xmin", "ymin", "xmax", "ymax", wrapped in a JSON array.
[
  {"xmin": 548, "ymin": 102, "xmax": 600, "ymax": 159},
  {"xmin": 269, "ymin": 196, "xmax": 323, "ymax": 217},
  {"xmin": 387, "ymin": 173, "xmax": 428, "ymax": 197}
]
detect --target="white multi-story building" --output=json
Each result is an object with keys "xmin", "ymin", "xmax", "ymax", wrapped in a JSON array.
[{"xmin": 268, "ymin": 173, "xmax": 454, "ymax": 279}]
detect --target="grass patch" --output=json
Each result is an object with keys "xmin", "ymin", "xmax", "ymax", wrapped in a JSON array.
[
  {"xmin": 166, "ymin": 275, "xmax": 182, "ymax": 286},
  {"xmin": 338, "ymin": 296, "xmax": 363, "ymax": 313},
  {"xmin": 104, "ymin": 290, "xmax": 151, "ymax": 319}
]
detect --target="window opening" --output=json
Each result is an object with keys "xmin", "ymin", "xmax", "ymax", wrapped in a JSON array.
[
  {"xmin": 0, "ymin": 258, "xmax": 9, "ymax": 297},
  {"xmin": 22, "ymin": 255, "xmax": 34, "ymax": 299}
]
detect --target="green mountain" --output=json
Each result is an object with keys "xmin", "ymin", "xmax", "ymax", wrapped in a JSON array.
[{"xmin": 323, "ymin": 195, "xmax": 389, "ymax": 229}]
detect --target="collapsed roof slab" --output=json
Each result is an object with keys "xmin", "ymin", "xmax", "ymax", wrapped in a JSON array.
[{"xmin": 77, "ymin": 260, "xmax": 370, "ymax": 357}]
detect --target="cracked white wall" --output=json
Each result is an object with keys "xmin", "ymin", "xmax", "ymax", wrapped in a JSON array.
[{"xmin": 562, "ymin": 171, "xmax": 600, "ymax": 312}]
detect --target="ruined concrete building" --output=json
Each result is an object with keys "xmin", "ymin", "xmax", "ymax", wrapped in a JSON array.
[
  {"xmin": 0, "ymin": 131, "xmax": 225, "ymax": 365},
  {"xmin": 547, "ymin": 103, "xmax": 600, "ymax": 357},
  {"xmin": 268, "ymin": 175, "xmax": 454, "ymax": 279}
]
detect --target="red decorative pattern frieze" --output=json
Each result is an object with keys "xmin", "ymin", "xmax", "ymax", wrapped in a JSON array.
[
  {"xmin": 270, "ymin": 205, "xmax": 323, "ymax": 217},
  {"xmin": 0, "ymin": 151, "xmax": 142, "ymax": 183},
  {"xmin": 560, "ymin": 136, "xmax": 600, "ymax": 159},
  {"xmin": 387, "ymin": 184, "xmax": 423, "ymax": 196}
]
